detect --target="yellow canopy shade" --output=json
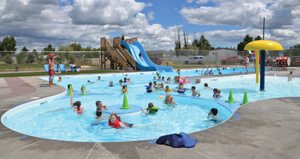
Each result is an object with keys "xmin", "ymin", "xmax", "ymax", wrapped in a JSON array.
[{"xmin": 244, "ymin": 40, "xmax": 283, "ymax": 51}]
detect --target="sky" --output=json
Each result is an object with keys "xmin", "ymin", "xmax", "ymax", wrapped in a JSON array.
[{"xmin": 0, "ymin": 0, "xmax": 299, "ymax": 52}]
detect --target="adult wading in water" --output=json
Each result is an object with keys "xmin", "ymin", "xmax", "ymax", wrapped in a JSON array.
[{"xmin": 48, "ymin": 54, "xmax": 60, "ymax": 87}]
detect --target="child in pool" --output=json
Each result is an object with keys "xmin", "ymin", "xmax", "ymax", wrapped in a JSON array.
[
  {"xmin": 141, "ymin": 102, "xmax": 157, "ymax": 114},
  {"xmin": 156, "ymin": 72, "xmax": 160, "ymax": 76},
  {"xmin": 153, "ymin": 81, "xmax": 158, "ymax": 89},
  {"xmin": 213, "ymin": 88, "xmax": 222, "ymax": 98},
  {"xmin": 158, "ymin": 76, "xmax": 161, "ymax": 80},
  {"xmin": 73, "ymin": 100, "xmax": 84, "ymax": 114},
  {"xmin": 124, "ymin": 78, "xmax": 127, "ymax": 83},
  {"xmin": 146, "ymin": 82, "xmax": 153, "ymax": 93},
  {"xmin": 207, "ymin": 108, "xmax": 222, "ymax": 122},
  {"xmin": 163, "ymin": 94, "xmax": 176, "ymax": 105},
  {"xmin": 204, "ymin": 83, "xmax": 212, "ymax": 89},
  {"xmin": 196, "ymin": 79, "xmax": 200, "ymax": 84},
  {"xmin": 153, "ymin": 76, "xmax": 156, "ymax": 80},
  {"xmin": 119, "ymin": 80, "xmax": 124, "ymax": 87},
  {"xmin": 162, "ymin": 77, "xmax": 165, "ymax": 81},
  {"xmin": 166, "ymin": 77, "xmax": 171, "ymax": 83},
  {"xmin": 121, "ymin": 85, "xmax": 128, "ymax": 93},
  {"xmin": 191, "ymin": 86, "xmax": 201, "ymax": 97},
  {"xmin": 95, "ymin": 101, "xmax": 109, "ymax": 120},
  {"xmin": 158, "ymin": 83, "xmax": 165, "ymax": 90},
  {"xmin": 173, "ymin": 83, "xmax": 186, "ymax": 93},
  {"xmin": 165, "ymin": 85, "xmax": 171, "ymax": 92},
  {"xmin": 288, "ymin": 71, "xmax": 294, "ymax": 82},
  {"xmin": 109, "ymin": 81, "xmax": 113, "ymax": 86},
  {"xmin": 88, "ymin": 76, "xmax": 100, "ymax": 83},
  {"xmin": 58, "ymin": 77, "xmax": 62, "ymax": 82}
]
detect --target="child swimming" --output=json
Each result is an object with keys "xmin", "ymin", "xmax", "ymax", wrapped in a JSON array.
[
  {"xmin": 213, "ymin": 88, "xmax": 222, "ymax": 98},
  {"xmin": 58, "ymin": 77, "xmax": 62, "ymax": 82},
  {"xmin": 158, "ymin": 83, "xmax": 165, "ymax": 90},
  {"xmin": 95, "ymin": 101, "xmax": 108, "ymax": 119},
  {"xmin": 196, "ymin": 79, "xmax": 200, "ymax": 84},
  {"xmin": 146, "ymin": 82, "xmax": 153, "ymax": 93},
  {"xmin": 109, "ymin": 81, "xmax": 113, "ymax": 87},
  {"xmin": 153, "ymin": 81, "xmax": 158, "ymax": 89},
  {"xmin": 207, "ymin": 108, "xmax": 222, "ymax": 122},
  {"xmin": 191, "ymin": 86, "xmax": 201, "ymax": 97},
  {"xmin": 288, "ymin": 71, "xmax": 294, "ymax": 82},
  {"xmin": 119, "ymin": 80, "xmax": 124, "ymax": 87},
  {"xmin": 165, "ymin": 85, "xmax": 171, "ymax": 92},
  {"xmin": 204, "ymin": 83, "xmax": 212, "ymax": 89},
  {"xmin": 163, "ymin": 94, "xmax": 176, "ymax": 105},
  {"xmin": 141, "ymin": 102, "xmax": 158, "ymax": 114},
  {"xmin": 173, "ymin": 83, "xmax": 186, "ymax": 93},
  {"xmin": 121, "ymin": 85, "xmax": 128, "ymax": 93}
]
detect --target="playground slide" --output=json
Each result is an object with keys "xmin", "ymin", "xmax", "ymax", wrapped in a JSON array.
[
  {"xmin": 133, "ymin": 41, "xmax": 173, "ymax": 72},
  {"xmin": 121, "ymin": 41, "xmax": 156, "ymax": 71}
]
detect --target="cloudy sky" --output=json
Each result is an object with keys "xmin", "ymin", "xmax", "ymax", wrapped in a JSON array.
[{"xmin": 0, "ymin": 0, "xmax": 299, "ymax": 51}]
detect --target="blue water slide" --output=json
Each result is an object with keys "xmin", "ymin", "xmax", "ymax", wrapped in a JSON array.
[
  {"xmin": 133, "ymin": 41, "xmax": 174, "ymax": 72},
  {"xmin": 121, "ymin": 41, "xmax": 156, "ymax": 71}
]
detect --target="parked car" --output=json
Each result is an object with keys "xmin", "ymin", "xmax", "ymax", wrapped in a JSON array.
[
  {"xmin": 221, "ymin": 55, "xmax": 244, "ymax": 64},
  {"xmin": 184, "ymin": 56, "xmax": 205, "ymax": 64},
  {"xmin": 150, "ymin": 57, "xmax": 162, "ymax": 65}
]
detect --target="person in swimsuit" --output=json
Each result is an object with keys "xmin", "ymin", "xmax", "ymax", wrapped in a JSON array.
[
  {"xmin": 196, "ymin": 79, "xmax": 201, "ymax": 84},
  {"xmin": 158, "ymin": 83, "xmax": 165, "ymax": 90},
  {"xmin": 213, "ymin": 88, "xmax": 222, "ymax": 98},
  {"xmin": 141, "ymin": 102, "xmax": 157, "ymax": 114},
  {"xmin": 163, "ymin": 94, "xmax": 176, "ymax": 105},
  {"xmin": 207, "ymin": 108, "xmax": 222, "ymax": 122},
  {"xmin": 121, "ymin": 85, "xmax": 128, "ymax": 93},
  {"xmin": 282, "ymin": 59, "xmax": 287, "ymax": 71},
  {"xmin": 153, "ymin": 76, "xmax": 156, "ymax": 80},
  {"xmin": 48, "ymin": 54, "xmax": 59, "ymax": 87},
  {"xmin": 204, "ymin": 83, "xmax": 212, "ymax": 89},
  {"xmin": 153, "ymin": 81, "xmax": 158, "ymax": 89},
  {"xmin": 119, "ymin": 80, "xmax": 124, "ymax": 87},
  {"xmin": 165, "ymin": 85, "xmax": 171, "ymax": 92},
  {"xmin": 266, "ymin": 55, "xmax": 271, "ymax": 68},
  {"xmin": 166, "ymin": 77, "xmax": 171, "ymax": 83},
  {"xmin": 244, "ymin": 54, "xmax": 249, "ymax": 74},
  {"xmin": 146, "ymin": 82, "xmax": 153, "ymax": 93},
  {"xmin": 191, "ymin": 86, "xmax": 201, "ymax": 97},
  {"xmin": 88, "ymin": 76, "xmax": 100, "ymax": 83},
  {"xmin": 45, "ymin": 91, "xmax": 77, "ymax": 114},
  {"xmin": 173, "ymin": 83, "xmax": 186, "ymax": 93},
  {"xmin": 109, "ymin": 113, "xmax": 134, "ymax": 129},
  {"xmin": 109, "ymin": 81, "xmax": 114, "ymax": 86},
  {"xmin": 95, "ymin": 101, "xmax": 108, "ymax": 119},
  {"xmin": 288, "ymin": 71, "xmax": 294, "ymax": 82},
  {"xmin": 73, "ymin": 101, "xmax": 84, "ymax": 114},
  {"xmin": 121, "ymin": 35, "xmax": 125, "ymax": 41}
]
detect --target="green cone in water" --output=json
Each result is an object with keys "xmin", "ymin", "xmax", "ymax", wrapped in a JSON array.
[
  {"xmin": 226, "ymin": 89, "xmax": 236, "ymax": 103},
  {"xmin": 67, "ymin": 85, "xmax": 73, "ymax": 95},
  {"xmin": 240, "ymin": 91, "xmax": 248, "ymax": 105},
  {"xmin": 120, "ymin": 93, "xmax": 131, "ymax": 109},
  {"xmin": 80, "ymin": 84, "xmax": 88, "ymax": 95}
]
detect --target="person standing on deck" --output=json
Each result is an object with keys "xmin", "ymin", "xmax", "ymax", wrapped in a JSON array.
[{"xmin": 48, "ymin": 54, "xmax": 59, "ymax": 87}]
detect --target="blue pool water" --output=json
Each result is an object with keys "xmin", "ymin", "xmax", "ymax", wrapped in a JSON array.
[{"xmin": 2, "ymin": 68, "xmax": 297, "ymax": 142}]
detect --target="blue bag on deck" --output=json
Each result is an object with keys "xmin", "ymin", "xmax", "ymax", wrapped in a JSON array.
[{"xmin": 156, "ymin": 132, "xmax": 196, "ymax": 148}]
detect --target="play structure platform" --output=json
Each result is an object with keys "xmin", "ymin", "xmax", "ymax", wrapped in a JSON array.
[{"xmin": 100, "ymin": 37, "xmax": 173, "ymax": 72}]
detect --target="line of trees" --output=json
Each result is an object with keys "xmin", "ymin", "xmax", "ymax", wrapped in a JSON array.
[{"xmin": 237, "ymin": 34, "xmax": 262, "ymax": 51}]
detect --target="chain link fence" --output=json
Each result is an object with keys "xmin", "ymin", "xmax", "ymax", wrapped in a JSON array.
[{"xmin": 1, "ymin": 48, "xmax": 300, "ymax": 72}]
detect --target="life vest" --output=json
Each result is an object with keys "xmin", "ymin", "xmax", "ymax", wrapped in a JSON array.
[
  {"xmin": 122, "ymin": 89, "xmax": 128, "ymax": 93},
  {"xmin": 108, "ymin": 116, "xmax": 121, "ymax": 128},
  {"xmin": 165, "ymin": 88, "xmax": 171, "ymax": 92},
  {"xmin": 147, "ymin": 107, "xmax": 159, "ymax": 114},
  {"xmin": 146, "ymin": 85, "xmax": 152, "ymax": 91},
  {"xmin": 178, "ymin": 88, "xmax": 186, "ymax": 93}
]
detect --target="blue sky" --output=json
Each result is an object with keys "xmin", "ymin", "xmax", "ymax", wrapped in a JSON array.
[{"xmin": 0, "ymin": 0, "xmax": 299, "ymax": 51}]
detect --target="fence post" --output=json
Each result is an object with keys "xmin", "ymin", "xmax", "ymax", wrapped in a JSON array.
[
  {"xmin": 226, "ymin": 52, "xmax": 228, "ymax": 68},
  {"xmin": 11, "ymin": 52, "xmax": 13, "ymax": 71}
]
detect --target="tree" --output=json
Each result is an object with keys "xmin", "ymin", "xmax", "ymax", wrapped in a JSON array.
[
  {"xmin": 237, "ymin": 34, "xmax": 253, "ymax": 51},
  {"xmin": 16, "ymin": 52, "xmax": 26, "ymax": 64},
  {"xmin": 68, "ymin": 53, "xmax": 76, "ymax": 63},
  {"xmin": 199, "ymin": 35, "xmax": 213, "ymax": 50},
  {"xmin": 4, "ymin": 54, "xmax": 13, "ymax": 64},
  {"xmin": 69, "ymin": 42, "xmax": 82, "ymax": 51},
  {"xmin": 0, "ymin": 36, "xmax": 17, "ymax": 57},
  {"xmin": 43, "ymin": 44, "xmax": 55, "ymax": 51},
  {"xmin": 237, "ymin": 42, "xmax": 245, "ymax": 51},
  {"xmin": 26, "ymin": 53, "xmax": 36, "ymax": 64},
  {"xmin": 21, "ymin": 46, "xmax": 29, "ymax": 52},
  {"xmin": 183, "ymin": 32, "xmax": 188, "ymax": 49},
  {"xmin": 254, "ymin": 36, "xmax": 262, "ymax": 41},
  {"xmin": 294, "ymin": 44, "xmax": 300, "ymax": 48}
]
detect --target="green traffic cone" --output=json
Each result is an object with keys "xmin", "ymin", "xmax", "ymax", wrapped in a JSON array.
[
  {"xmin": 240, "ymin": 91, "xmax": 248, "ymax": 105},
  {"xmin": 226, "ymin": 90, "xmax": 236, "ymax": 103},
  {"xmin": 67, "ymin": 85, "xmax": 73, "ymax": 95},
  {"xmin": 80, "ymin": 84, "xmax": 88, "ymax": 95},
  {"xmin": 120, "ymin": 93, "xmax": 131, "ymax": 109}
]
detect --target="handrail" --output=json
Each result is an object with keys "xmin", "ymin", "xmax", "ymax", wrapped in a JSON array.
[
  {"xmin": 113, "ymin": 39, "xmax": 136, "ymax": 69},
  {"xmin": 104, "ymin": 38, "xmax": 128, "ymax": 70},
  {"xmin": 201, "ymin": 65, "xmax": 208, "ymax": 75}
]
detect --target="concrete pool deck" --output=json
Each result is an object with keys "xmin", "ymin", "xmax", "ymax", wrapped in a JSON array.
[{"xmin": 0, "ymin": 68, "xmax": 300, "ymax": 159}]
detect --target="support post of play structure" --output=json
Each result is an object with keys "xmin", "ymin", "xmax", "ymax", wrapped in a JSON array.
[
  {"xmin": 260, "ymin": 50, "xmax": 266, "ymax": 91},
  {"xmin": 244, "ymin": 40, "xmax": 283, "ymax": 91},
  {"xmin": 255, "ymin": 50, "xmax": 260, "ymax": 84}
]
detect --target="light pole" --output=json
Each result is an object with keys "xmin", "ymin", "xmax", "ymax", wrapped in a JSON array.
[{"xmin": 263, "ymin": 17, "xmax": 265, "ymax": 40}]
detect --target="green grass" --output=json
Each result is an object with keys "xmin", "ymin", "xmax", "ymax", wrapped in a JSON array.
[{"xmin": 0, "ymin": 69, "xmax": 121, "ymax": 77}]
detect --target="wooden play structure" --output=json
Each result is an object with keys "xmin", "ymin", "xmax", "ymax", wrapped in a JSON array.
[{"xmin": 100, "ymin": 37, "xmax": 138, "ymax": 71}]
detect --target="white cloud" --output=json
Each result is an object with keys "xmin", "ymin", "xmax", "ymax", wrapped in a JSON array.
[
  {"xmin": 147, "ymin": 2, "xmax": 153, "ymax": 7},
  {"xmin": 148, "ymin": 12, "xmax": 155, "ymax": 20},
  {"xmin": 196, "ymin": 0, "xmax": 210, "ymax": 4},
  {"xmin": 68, "ymin": 0, "xmax": 146, "ymax": 25},
  {"xmin": 186, "ymin": 0, "xmax": 194, "ymax": 3}
]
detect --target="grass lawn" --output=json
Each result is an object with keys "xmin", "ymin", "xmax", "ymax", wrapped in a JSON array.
[{"xmin": 0, "ymin": 69, "xmax": 121, "ymax": 77}]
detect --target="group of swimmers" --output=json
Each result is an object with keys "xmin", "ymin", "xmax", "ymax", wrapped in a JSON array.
[{"xmin": 62, "ymin": 71, "xmax": 223, "ymax": 129}]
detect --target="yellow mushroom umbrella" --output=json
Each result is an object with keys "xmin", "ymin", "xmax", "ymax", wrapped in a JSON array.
[{"xmin": 244, "ymin": 40, "xmax": 283, "ymax": 91}]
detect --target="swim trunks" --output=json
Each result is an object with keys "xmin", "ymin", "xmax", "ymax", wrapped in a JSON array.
[{"xmin": 96, "ymin": 111, "xmax": 102, "ymax": 117}]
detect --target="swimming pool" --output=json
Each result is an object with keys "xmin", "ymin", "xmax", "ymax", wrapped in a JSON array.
[{"xmin": 2, "ymin": 68, "xmax": 297, "ymax": 142}]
